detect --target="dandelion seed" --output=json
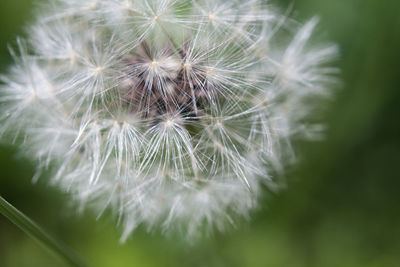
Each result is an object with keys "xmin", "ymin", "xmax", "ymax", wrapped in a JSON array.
[{"xmin": 0, "ymin": 0, "xmax": 338, "ymax": 240}]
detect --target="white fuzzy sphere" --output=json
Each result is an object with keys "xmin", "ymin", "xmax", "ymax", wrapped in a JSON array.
[{"xmin": 0, "ymin": 0, "xmax": 338, "ymax": 241}]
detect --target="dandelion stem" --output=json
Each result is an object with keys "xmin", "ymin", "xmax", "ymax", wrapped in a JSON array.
[{"xmin": 0, "ymin": 195, "xmax": 88, "ymax": 267}]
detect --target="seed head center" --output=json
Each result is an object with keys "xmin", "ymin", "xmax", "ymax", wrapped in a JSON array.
[
  {"xmin": 87, "ymin": 1, "xmax": 98, "ymax": 10},
  {"xmin": 214, "ymin": 119, "xmax": 222, "ymax": 128},
  {"xmin": 208, "ymin": 13, "xmax": 216, "ymax": 21},
  {"xmin": 183, "ymin": 62, "xmax": 192, "ymax": 70},
  {"xmin": 164, "ymin": 119, "xmax": 174, "ymax": 128},
  {"xmin": 94, "ymin": 66, "xmax": 104, "ymax": 74},
  {"xmin": 153, "ymin": 15, "xmax": 160, "ymax": 22},
  {"xmin": 150, "ymin": 60, "xmax": 158, "ymax": 68},
  {"xmin": 124, "ymin": 2, "xmax": 132, "ymax": 9}
]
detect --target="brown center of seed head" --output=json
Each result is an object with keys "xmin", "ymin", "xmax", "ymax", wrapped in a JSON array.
[{"xmin": 121, "ymin": 41, "xmax": 214, "ymax": 127}]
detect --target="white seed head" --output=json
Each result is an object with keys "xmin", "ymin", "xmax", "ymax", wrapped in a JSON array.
[{"xmin": 0, "ymin": 0, "xmax": 338, "ymax": 241}]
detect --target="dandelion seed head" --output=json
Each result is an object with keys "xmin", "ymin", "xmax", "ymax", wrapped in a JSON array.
[{"xmin": 0, "ymin": 0, "xmax": 338, "ymax": 240}]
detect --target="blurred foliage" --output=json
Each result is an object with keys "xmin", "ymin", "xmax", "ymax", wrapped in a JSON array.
[{"xmin": 1, "ymin": 0, "xmax": 399, "ymax": 266}]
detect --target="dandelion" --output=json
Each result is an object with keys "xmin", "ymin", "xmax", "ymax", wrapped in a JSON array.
[{"xmin": 0, "ymin": 0, "xmax": 338, "ymax": 241}]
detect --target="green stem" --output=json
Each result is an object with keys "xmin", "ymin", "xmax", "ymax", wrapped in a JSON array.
[{"xmin": 0, "ymin": 195, "xmax": 88, "ymax": 267}]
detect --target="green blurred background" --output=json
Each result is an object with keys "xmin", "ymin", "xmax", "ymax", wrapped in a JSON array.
[{"xmin": 1, "ymin": 0, "xmax": 399, "ymax": 266}]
